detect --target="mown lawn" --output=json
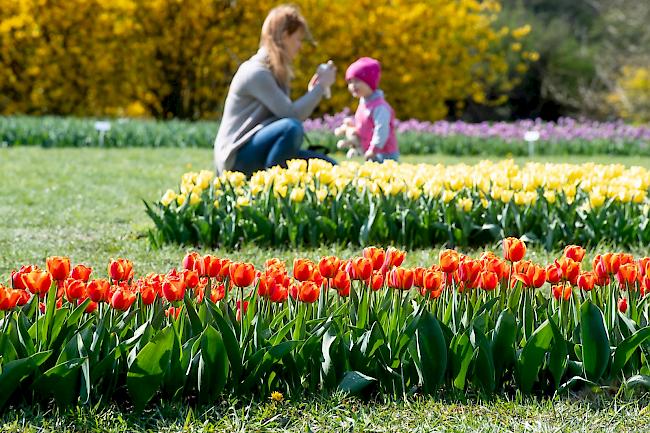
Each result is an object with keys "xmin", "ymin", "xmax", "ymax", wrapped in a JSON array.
[{"xmin": 1, "ymin": 146, "xmax": 649, "ymax": 431}]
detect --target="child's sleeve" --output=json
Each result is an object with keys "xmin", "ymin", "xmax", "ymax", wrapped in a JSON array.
[{"xmin": 368, "ymin": 105, "xmax": 391, "ymax": 153}]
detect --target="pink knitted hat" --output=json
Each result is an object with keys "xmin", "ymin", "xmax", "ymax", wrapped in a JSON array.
[{"xmin": 345, "ymin": 57, "xmax": 381, "ymax": 91}]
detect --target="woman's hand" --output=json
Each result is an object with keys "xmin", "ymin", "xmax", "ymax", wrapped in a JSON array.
[{"xmin": 316, "ymin": 61, "xmax": 336, "ymax": 88}]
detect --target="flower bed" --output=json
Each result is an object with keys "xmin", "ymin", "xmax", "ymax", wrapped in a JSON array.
[
  {"xmin": 2, "ymin": 114, "xmax": 649, "ymax": 156},
  {"xmin": 146, "ymin": 159, "xmax": 650, "ymax": 249},
  {"xmin": 1, "ymin": 241, "xmax": 649, "ymax": 409}
]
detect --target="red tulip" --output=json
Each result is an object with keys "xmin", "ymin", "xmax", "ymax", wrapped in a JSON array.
[
  {"xmin": 46, "ymin": 256, "xmax": 71, "ymax": 281},
  {"xmin": 165, "ymin": 306, "xmax": 183, "ymax": 320},
  {"xmin": 552, "ymin": 284, "xmax": 572, "ymax": 301},
  {"xmin": 616, "ymin": 263, "xmax": 638, "ymax": 287},
  {"xmin": 162, "ymin": 276, "xmax": 186, "ymax": 302},
  {"xmin": 182, "ymin": 269, "xmax": 200, "ymax": 289},
  {"xmin": 577, "ymin": 272, "xmax": 596, "ymax": 292},
  {"xmin": 0, "ymin": 285, "xmax": 21, "ymax": 310},
  {"xmin": 546, "ymin": 263, "xmax": 562, "ymax": 284},
  {"xmin": 71, "ymin": 264, "xmax": 92, "ymax": 282},
  {"xmin": 563, "ymin": 245, "xmax": 586, "ymax": 263},
  {"xmin": 87, "ymin": 279, "xmax": 111, "ymax": 303},
  {"xmin": 182, "ymin": 252, "xmax": 205, "ymax": 276},
  {"xmin": 22, "ymin": 269, "xmax": 53, "ymax": 295},
  {"xmin": 618, "ymin": 297, "xmax": 628, "ymax": 313},
  {"xmin": 503, "ymin": 237, "xmax": 526, "ymax": 262},
  {"xmin": 108, "ymin": 258, "xmax": 134, "ymax": 282},
  {"xmin": 298, "ymin": 281, "xmax": 320, "ymax": 303},
  {"xmin": 229, "ymin": 262, "xmax": 255, "ymax": 287},
  {"xmin": 64, "ymin": 278, "xmax": 86, "ymax": 301},
  {"xmin": 269, "ymin": 283, "xmax": 288, "ymax": 303},
  {"xmin": 332, "ymin": 270, "xmax": 351, "ymax": 297},
  {"xmin": 210, "ymin": 284, "xmax": 226, "ymax": 303},
  {"xmin": 370, "ymin": 271, "xmax": 384, "ymax": 291},
  {"xmin": 347, "ymin": 257, "xmax": 373, "ymax": 281},
  {"xmin": 319, "ymin": 256, "xmax": 341, "ymax": 279},
  {"xmin": 439, "ymin": 249, "xmax": 460, "ymax": 273},
  {"xmin": 381, "ymin": 247, "xmax": 406, "ymax": 274},
  {"xmin": 479, "ymin": 271, "xmax": 499, "ymax": 291},
  {"xmin": 388, "ymin": 267, "xmax": 414, "ymax": 290},
  {"xmin": 110, "ymin": 288, "xmax": 137, "ymax": 311},
  {"xmin": 363, "ymin": 247, "xmax": 385, "ymax": 271},
  {"xmin": 12, "ymin": 265, "xmax": 34, "ymax": 290},
  {"xmin": 203, "ymin": 255, "xmax": 222, "ymax": 278},
  {"xmin": 293, "ymin": 258, "xmax": 315, "ymax": 282}
]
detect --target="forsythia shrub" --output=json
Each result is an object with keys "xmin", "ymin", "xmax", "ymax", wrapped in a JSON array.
[{"xmin": 0, "ymin": 0, "xmax": 533, "ymax": 120}]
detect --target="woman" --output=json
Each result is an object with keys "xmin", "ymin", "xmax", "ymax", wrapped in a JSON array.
[{"xmin": 214, "ymin": 5, "xmax": 337, "ymax": 176}]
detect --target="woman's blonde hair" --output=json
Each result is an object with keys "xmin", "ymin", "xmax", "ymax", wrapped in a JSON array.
[{"xmin": 260, "ymin": 4, "xmax": 311, "ymax": 88}]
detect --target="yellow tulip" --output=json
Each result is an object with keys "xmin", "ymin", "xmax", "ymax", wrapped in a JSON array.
[{"xmin": 290, "ymin": 187, "xmax": 305, "ymax": 203}]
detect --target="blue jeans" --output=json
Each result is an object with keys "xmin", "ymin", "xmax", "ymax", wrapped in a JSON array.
[
  {"xmin": 373, "ymin": 152, "xmax": 400, "ymax": 163},
  {"xmin": 232, "ymin": 118, "xmax": 337, "ymax": 175}
]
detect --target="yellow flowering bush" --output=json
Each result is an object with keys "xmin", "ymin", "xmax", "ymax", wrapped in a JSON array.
[
  {"xmin": 608, "ymin": 66, "xmax": 650, "ymax": 123},
  {"xmin": 145, "ymin": 159, "xmax": 650, "ymax": 249},
  {"xmin": 0, "ymin": 0, "xmax": 532, "ymax": 120}
]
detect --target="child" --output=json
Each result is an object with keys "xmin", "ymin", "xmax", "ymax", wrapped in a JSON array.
[{"xmin": 336, "ymin": 57, "xmax": 399, "ymax": 162}]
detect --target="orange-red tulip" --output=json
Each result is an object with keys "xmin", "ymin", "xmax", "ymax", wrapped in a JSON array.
[
  {"xmin": 203, "ymin": 255, "xmax": 222, "ymax": 278},
  {"xmin": 11, "ymin": 265, "xmax": 34, "ymax": 290},
  {"xmin": 370, "ymin": 271, "xmax": 384, "ymax": 291},
  {"xmin": 388, "ymin": 267, "xmax": 414, "ymax": 290},
  {"xmin": 210, "ymin": 284, "xmax": 226, "ymax": 303},
  {"xmin": 136, "ymin": 277, "xmax": 157, "ymax": 305},
  {"xmin": 319, "ymin": 256, "xmax": 341, "ymax": 279},
  {"xmin": 563, "ymin": 245, "xmax": 586, "ymax": 263},
  {"xmin": 229, "ymin": 262, "xmax": 255, "ymax": 287},
  {"xmin": 363, "ymin": 247, "xmax": 386, "ymax": 271},
  {"xmin": 22, "ymin": 269, "xmax": 53, "ymax": 296},
  {"xmin": 218, "ymin": 259, "xmax": 232, "ymax": 281},
  {"xmin": 182, "ymin": 252, "xmax": 205, "ymax": 276},
  {"xmin": 165, "ymin": 306, "xmax": 183, "ymax": 320},
  {"xmin": 293, "ymin": 259, "xmax": 315, "ymax": 282},
  {"xmin": 423, "ymin": 270, "xmax": 443, "ymax": 292},
  {"xmin": 46, "ymin": 256, "xmax": 71, "ymax": 281},
  {"xmin": 558, "ymin": 257, "xmax": 580, "ymax": 285},
  {"xmin": 577, "ymin": 272, "xmax": 596, "ymax": 292},
  {"xmin": 87, "ymin": 279, "xmax": 110, "ymax": 303},
  {"xmin": 552, "ymin": 284, "xmax": 572, "ymax": 301},
  {"xmin": 503, "ymin": 237, "xmax": 526, "ymax": 262},
  {"xmin": 71, "ymin": 264, "xmax": 92, "ymax": 282},
  {"xmin": 479, "ymin": 271, "xmax": 499, "ymax": 291},
  {"xmin": 182, "ymin": 269, "xmax": 200, "ymax": 289},
  {"xmin": 110, "ymin": 288, "xmax": 137, "ymax": 311},
  {"xmin": 347, "ymin": 257, "xmax": 373, "ymax": 281},
  {"xmin": 413, "ymin": 267, "xmax": 426, "ymax": 288},
  {"xmin": 332, "ymin": 270, "xmax": 351, "ymax": 297},
  {"xmin": 616, "ymin": 263, "xmax": 638, "ymax": 287},
  {"xmin": 162, "ymin": 276, "xmax": 186, "ymax": 302},
  {"xmin": 269, "ymin": 283, "xmax": 288, "ymax": 303},
  {"xmin": 298, "ymin": 281, "xmax": 320, "ymax": 303},
  {"xmin": 381, "ymin": 247, "xmax": 406, "ymax": 274},
  {"xmin": 78, "ymin": 296, "xmax": 98, "ymax": 313},
  {"xmin": 439, "ymin": 249, "xmax": 460, "ymax": 273},
  {"xmin": 546, "ymin": 263, "xmax": 562, "ymax": 284},
  {"xmin": 0, "ymin": 285, "xmax": 21, "ymax": 310},
  {"xmin": 64, "ymin": 278, "xmax": 86, "ymax": 301},
  {"xmin": 256, "ymin": 273, "xmax": 272, "ymax": 298},
  {"xmin": 108, "ymin": 258, "xmax": 134, "ymax": 282}
]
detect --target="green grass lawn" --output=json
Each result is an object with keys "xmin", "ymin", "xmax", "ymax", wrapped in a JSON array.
[{"xmin": 1, "ymin": 147, "xmax": 649, "ymax": 431}]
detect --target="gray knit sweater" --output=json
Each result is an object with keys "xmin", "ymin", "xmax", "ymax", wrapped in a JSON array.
[{"xmin": 213, "ymin": 48, "xmax": 326, "ymax": 174}]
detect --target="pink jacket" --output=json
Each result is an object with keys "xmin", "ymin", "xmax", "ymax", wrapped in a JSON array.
[{"xmin": 354, "ymin": 93, "xmax": 398, "ymax": 155}]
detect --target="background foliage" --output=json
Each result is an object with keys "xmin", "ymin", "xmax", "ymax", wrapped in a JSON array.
[{"xmin": 0, "ymin": 0, "xmax": 531, "ymax": 120}]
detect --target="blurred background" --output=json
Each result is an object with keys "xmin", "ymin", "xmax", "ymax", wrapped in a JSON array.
[{"xmin": 1, "ymin": 0, "xmax": 648, "ymax": 123}]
